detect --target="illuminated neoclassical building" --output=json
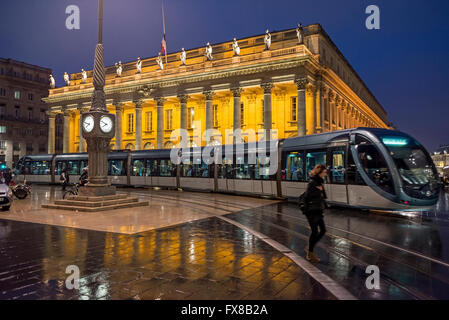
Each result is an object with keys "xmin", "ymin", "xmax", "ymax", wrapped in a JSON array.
[{"xmin": 43, "ymin": 24, "xmax": 390, "ymax": 153}]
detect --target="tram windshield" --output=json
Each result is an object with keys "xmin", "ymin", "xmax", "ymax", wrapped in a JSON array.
[{"xmin": 379, "ymin": 134, "xmax": 440, "ymax": 199}]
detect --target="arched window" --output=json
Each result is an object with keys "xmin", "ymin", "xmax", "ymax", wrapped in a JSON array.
[
  {"xmin": 144, "ymin": 142, "xmax": 154, "ymax": 150},
  {"xmin": 164, "ymin": 141, "xmax": 174, "ymax": 149},
  {"xmin": 125, "ymin": 143, "xmax": 134, "ymax": 150}
]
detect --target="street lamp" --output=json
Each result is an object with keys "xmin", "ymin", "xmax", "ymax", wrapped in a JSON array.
[{"xmin": 80, "ymin": 0, "xmax": 116, "ymax": 196}]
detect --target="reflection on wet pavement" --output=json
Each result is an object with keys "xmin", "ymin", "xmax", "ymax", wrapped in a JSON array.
[
  {"xmin": 1, "ymin": 186, "xmax": 449, "ymax": 300},
  {"xmin": 0, "ymin": 186, "xmax": 277, "ymax": 234},
  {"xmin": 223, "ymin": 190, "xmax": 449, "ymax": 299},
  {"xmin": 0, "ymin": 217, "xmax": 332, "ymax": 300}
]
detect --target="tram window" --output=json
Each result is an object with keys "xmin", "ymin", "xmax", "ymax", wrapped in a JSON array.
[
  {"xmin": 234, "ymin": 156, "xmax": 251, "ymax": 179},
  {"xmin": 33, "ymin": 160, "xmax": 50, "ymax": 175},
  {"xmin": 182, "ymin": 159, "xmax": 192, "ymax": 177},
  {"xmin": 284, "ymin": 152, "xmax": 305, "ymax": 181},
  {"xmin": 67, "ymin": 160, "xmax": 80, "ymax": 175},
  {"xmin": 255, "ymin": 156, "xmax": 272, "ymax": 180},
  {"xmin": 132, "ymin": 160, "xmax": 145, "ymax": 176},
  {"xmin": 347, "ymin": 151, "xmax": 366, "ymax": 185},
  {"xmin": 330, "ymin": 150, "xmax": 345, "ymax": 184},
  {"xmin": 145, "ymin": 160, "xmax": 157, "ymax": 176},
  {"xmin": 305, "ymin": 150, "xmax": 327, "ymax": 180},
  {"xmin": 55, "ymin": 161, "xmax": 66, "ymax": 176},
  {"xmin": 80, "ymin": 160, "xmax": 88, "ymax": 171},
  {"xmin": 159, "ymin": 159, "xmax": 175, "ymax": 177},
  {"xmin": 356, "ymin": 136, "xmax": 394, "ymax": 194},
  {"xmin": 109, "ymin": 160, "xmax": 124, "ymax": 176},
  {"xmin": 193, "ymin": 159, "xmax": 210, "ymax": 178},
  {"xmin": 218, "ymin": 158, "xmax": 233, "ymax": 179}
]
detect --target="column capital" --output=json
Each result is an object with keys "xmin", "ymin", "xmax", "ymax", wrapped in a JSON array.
[
  {"xmin": 261, "ymin": 82, "xmax": 274, "ymax": 94},
  {"xmin": 133, "ymin": 99, "xmax": 144, "ymax": 108},
  {"xmin": 295, "ymin": 78, "xmax": 309, "ymax": 90},
  {"xmin": 155, "ymin": 97, "xmax": 166, "ymax": 106},
  {"xmin": 177, "ymin": 93, "xmax": 189, "ymax": 104},
  {"xmin": 63, "ymin": 109, "xmax": 71, "ymax": 117},
  {"xmin": 230, "ymin": 87, "xmax": 242, "ymax": 97},
  {"xmin": 203, "ymin": 90, "xmax": 215, "ymax": 100},
  {"xmin": 328, "ymin": 90, "xmax": 335, "ymax": 101},
  {"xmin": 46, "ymin": 111, "xmax": 57, "ymax": 119}
]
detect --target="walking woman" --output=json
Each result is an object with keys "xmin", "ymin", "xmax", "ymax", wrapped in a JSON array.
[{"xmin": 304, "ymin": 164, "xmax": 328, "ymax": 263}]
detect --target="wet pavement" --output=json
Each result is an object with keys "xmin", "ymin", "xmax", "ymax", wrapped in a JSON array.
[{"xmin": 1, "ymin": 185, "xmax": 449, "ymax": 300}]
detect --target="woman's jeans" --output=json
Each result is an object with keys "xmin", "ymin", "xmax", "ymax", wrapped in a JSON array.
[{"xmin": 306, "ymin": 211, "xmax": 326, "ymax": 253}]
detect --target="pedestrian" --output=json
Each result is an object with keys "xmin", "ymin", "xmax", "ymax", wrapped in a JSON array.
[
  {"xmin": 79, "ymin": 168, "xmax": 88, "ymax": 186},
  {"xmin": 60, "ymin": 169, "xmax": 70, "ymax": 191},
  {"xmin": 3, "ymin": 169, "xmax": 11, "ymax": 186},
  {"xmin": 303, "ymin": 164, "xmax": 328, "ymax": 263}
]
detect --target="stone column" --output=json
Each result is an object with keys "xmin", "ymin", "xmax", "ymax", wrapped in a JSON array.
[
  {"xmin": 309, "ymin": 86, "xmax": 317, "ymax": 135},
  {"xmin": 77, "ymin": 104, "xmax": 87, "ymax": 152},
  {"xmin": 114, "ymin": 101, "xmax": 124, "ymax": 150},
  {"xmin": 317, "ymin": 84, "xmax": 324, "ymax": 133},
  {"xmin": 231, "ymin": 87, "xmax": 242, "ymax": 133},
  {"xmin": 261, "ymin": 82, "xmax": 273, "ymax": 140},
  {"xmin": 47, "ymin": 111, "xmax": 56, "ymax": 154},
  {"xmin": 178, "ymin": 94, "xmax": 188, "ymax": 131},
  {"xmin": 204, "ymin": 90, "xmax": 214, "ymax": 131},
  {"xmin": 295, "ymin": 78, "xmax": 307, "ymax": 136},
  {"xmin": 134, "ymin": 99, "xmax": 143, "ymax": 150},
  {"xmin": 328, "ymin": 90, "xmax": 335, "ymax": 131},
  {"xmin": 63, "ymin": 109, "xmax": 70, "ymax": 153},
  {"xmin": 155, "ymin": 97, "xmax": 165, "ymax": 149}
]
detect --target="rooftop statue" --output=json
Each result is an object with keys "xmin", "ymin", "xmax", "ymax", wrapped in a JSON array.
[
  {"xmin": 115, "ymin": 61, "xmax": 123, "ymax": 77},
  {"xmin": 63, "ymin": 72, "xmax": 70, "ymax": 86},
  {"xmin": 49, "ymin": 74, "xmax": 55, "ymax": 89},
  {"xmin": 136, "ymin": 57, "xmax": 142, "ymax": 74},
  {"xmin": 180, "ymin": 48, "xmax": 186, "ymax": 65},
  {"xmin": 296, "ymin": 23, "xmax": 304, "ymax": 44},
  {"xmin": 81, "ymin": 69, "xmax": 87, "ymax": 83},
  {"xmin": 264, "ymin": 29, "xmax": 271, "ymax": 50},
  {"xmin": 205, "ymin": 42, "xmax": 213, "ymax": 61},
  {"xmin": 233, "ymin": 38, "xmax": 240, "ymax": 56},
  {"xmin": 156, "ymin": 52, "xmax": 164, "ymax": 70}
]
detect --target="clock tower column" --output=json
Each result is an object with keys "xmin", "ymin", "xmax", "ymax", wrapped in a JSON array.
[{"xmin": 80, "ymin": 0, "xmax": 116, "ymax": 196}]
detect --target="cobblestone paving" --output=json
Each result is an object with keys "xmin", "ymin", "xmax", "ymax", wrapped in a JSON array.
[{"xmin": 0, "ymin": 217, "xmax": 334, "ymax": 300}]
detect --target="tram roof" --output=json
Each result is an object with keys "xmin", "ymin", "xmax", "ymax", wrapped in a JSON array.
[{"xmin": 281, "ymin": 128, "xmax": 399, "ymax": 150}]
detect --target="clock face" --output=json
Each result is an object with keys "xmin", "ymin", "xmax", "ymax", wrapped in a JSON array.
[
  {"xmin": 100, "ymin": 115, "xmax": 113, "ymax": 133},
  {"xmin": 83, "ymin": 115, "xmax": 94, "ymax": 133}
]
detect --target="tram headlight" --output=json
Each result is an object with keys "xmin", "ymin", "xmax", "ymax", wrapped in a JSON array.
[{"xmin": 426, "ymin": 191, "xmax": 431, "ymax": 197}]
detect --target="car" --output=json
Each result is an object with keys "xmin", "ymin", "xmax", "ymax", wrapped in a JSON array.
[{"xmin": 0, "ymin": 180, "xmax": 13, "ymax": 211}]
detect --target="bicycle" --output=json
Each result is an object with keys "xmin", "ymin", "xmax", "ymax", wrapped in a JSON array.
[{"xmin": 63, "ymin": 183, "xmax": 80, "ymax": 199}]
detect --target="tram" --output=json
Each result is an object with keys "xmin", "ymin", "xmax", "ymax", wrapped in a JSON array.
[{"xmin": 15, "ymin": 128, "xmax": 441, "ymax": 211}]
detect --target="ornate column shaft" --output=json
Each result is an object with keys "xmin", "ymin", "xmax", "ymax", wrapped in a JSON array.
[
  {"xmin": 317, "ymin": 84, "xmax": 325, "ymax": 133},
  {"xmin": 261, "ymin": 82, "xmax": 273, "ymax": 139},
  {"xmin": 63, "ymin": 109, "xmax": 71, "ymax": 153},
  {"xmin": 134, "ymin": 99, "xmax": 143, "ymax": 150},
  {"xmin": 114, "ymin": 101, "xmax": 124, "ymax": 150},
  {"xmin": 231, "ymin": 87, "xmax": 242, "ymax": 134},
  {"xmin": 204, "ymin": 90, "xmax": 214, "ymax": 131},
  {"xmin": 77, "ymin": 104, "xmax": 87, "ymax": 152},
  {"xmin": 47, "ymin": 111, "xmax": 56, "ymax": 154},
  {"xmin": 309, "ymin": 86, "xmax": 317, "ymax": 135},
  {"xmin": 156, "ymin": 97, "xmax": 165, "ymax": 149},
  {"xmin": 295, "ymin": 78, "xmax": 307, "ymax": 136},
  {"xmin": 178, "ymin": 94, "xmax": 188, "ymax": 131}
]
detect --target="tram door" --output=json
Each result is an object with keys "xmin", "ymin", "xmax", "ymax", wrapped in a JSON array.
[{"xmin": 327, "ymin": 146, "xmax": 349, "ymax": 204}]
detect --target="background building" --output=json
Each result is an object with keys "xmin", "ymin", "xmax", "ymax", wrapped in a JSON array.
[
  {"xmin": 432, "ymin": 145, "xmax": 449, "ymax": 178},
  {"xmin": 0, "ymin": 58, "xmax": 51, "ymax": 168},
  {"xmin": 44, "ymin": 24, "xmax": 391, "ymax": 153}
]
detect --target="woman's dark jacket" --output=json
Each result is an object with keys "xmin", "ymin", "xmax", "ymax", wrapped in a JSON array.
[{"xmin": 304, "ymin": 175, "xmax": 327, "ymax": 214}]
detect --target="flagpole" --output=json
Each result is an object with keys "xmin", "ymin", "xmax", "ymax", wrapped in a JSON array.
[{"xmin": 162, "ymin": 0, "xmax": 167, "ymax": 64}]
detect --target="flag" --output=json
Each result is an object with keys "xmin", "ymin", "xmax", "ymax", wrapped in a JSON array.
[
  {"xmin": 161, "ymin": 1, "xmax": 167, "ymax": 63},
  {"xmin": 161, "ymin": 34, "xmax": 166, "ymax": 56}
]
